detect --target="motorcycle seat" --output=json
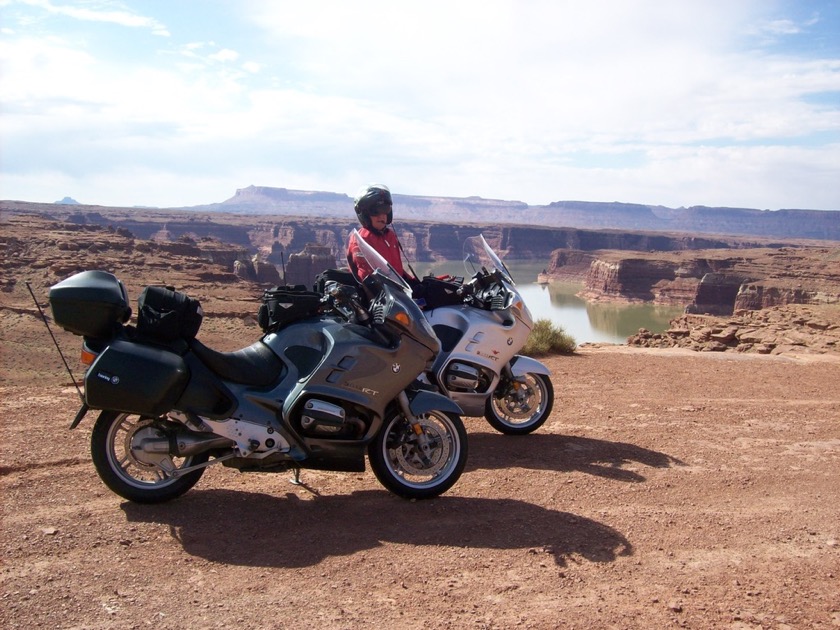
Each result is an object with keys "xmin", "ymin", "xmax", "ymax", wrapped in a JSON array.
[{"xmin": 189, "ymin": 338, "xmax": 284, "ymax": 387}]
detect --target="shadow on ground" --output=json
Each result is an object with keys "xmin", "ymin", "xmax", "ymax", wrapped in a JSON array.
[
  {"xmin": 123, "ymin": 490, "xmax": 632, "ymax": 569},
  {"xmin": 464, "ymin": 432, "xmax": 682, "ymax": 482}
]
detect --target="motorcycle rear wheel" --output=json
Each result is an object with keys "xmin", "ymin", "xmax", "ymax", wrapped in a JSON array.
[
  {"xmin": 485, "ymin": 372, "xmax": 554, "ymax": 435},
  {"xmin": 369, "ymin": 408, "xmax": 467, "ymax": 499},
  {"xmin": 90, "ymin": 411, "xmax": 209, "ymax": 504}
]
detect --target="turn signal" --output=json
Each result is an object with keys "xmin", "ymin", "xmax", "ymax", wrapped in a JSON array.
[
  {"xmin": 395, "ymin": 312, "xmax": 411, "ymax": 327},
  {"xmin": 80, "ymin": 347, "xmax": 97, "ymax": 366}
]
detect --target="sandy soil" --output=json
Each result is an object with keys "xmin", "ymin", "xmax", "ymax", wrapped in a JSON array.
[{"xmin": 2, "ymin": 294, "xmax": 839, "ymax": 628}]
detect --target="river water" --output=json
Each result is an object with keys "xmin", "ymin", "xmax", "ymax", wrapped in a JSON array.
[{"xmin": 422, "ymin": 259, "xmax": 684, "ymax": 346}]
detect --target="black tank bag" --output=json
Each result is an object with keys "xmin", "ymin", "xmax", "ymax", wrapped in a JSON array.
[
  {"xmin": 137, "ymin": 285, "xmax": 203, "ymax": 342},
  {"xmin": 258, "ymin": 285, "xmax": 323, "ymax": 333}
]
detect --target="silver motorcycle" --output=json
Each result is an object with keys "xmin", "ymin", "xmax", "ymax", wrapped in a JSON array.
[{"xmin": 355, "ymin": 232, "xmax": 554, "ymax": 435}]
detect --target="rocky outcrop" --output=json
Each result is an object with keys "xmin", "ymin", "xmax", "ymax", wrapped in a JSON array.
[
  {"xmin": 627, "ymin": 305, "xmax": 840, "ymax": 355},
  {"xmin": 233, "ymin": 256, "xmax": 282, "ymax": 285},
  {"xmin": 734, "ymin": 283, "xmax": 837, "ymax": 310},
  {"xmin": 686, "ymin": 273, "xmax": 755, "ymax": 315},
  {"xmin": 558, "ymin": 247, "xmax": 840, "ymax": 314},
  {"xmin": 579, "ymin": 258, "xmax": 689, "ymax": 303},
  {"xmin": 285, "ymin": 243, "xmax": 336, "ymax": 288},
  {"xmin": 545, "ymin": 250, "xmax": 594, "ymax": 282}
]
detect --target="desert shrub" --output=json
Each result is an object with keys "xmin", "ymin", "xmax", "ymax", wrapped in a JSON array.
[{"xmin": 522, "ymin": 318, "xmax": 576, "ymax": 356}]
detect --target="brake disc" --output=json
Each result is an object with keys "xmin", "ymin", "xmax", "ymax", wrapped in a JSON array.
[{"xmin": 394, "ymin": 416, "xmax": 451, "ymax": 476}]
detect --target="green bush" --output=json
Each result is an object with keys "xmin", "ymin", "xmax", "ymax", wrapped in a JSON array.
[{"xmin": 522, "ymin": 319, "xmax": 576, "ymax": 356}]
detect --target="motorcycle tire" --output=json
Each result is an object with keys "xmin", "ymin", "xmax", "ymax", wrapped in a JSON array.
[
  {"xmin": 485, "ymin": 372, "xmax": 554, "ymax": 435},
  {"xmin": 368, "ymin": 407, "xmax": 467, "ymax": 500},
  {"xmin": 90, "ymin": 410, "xmax": 209, "ymax": 504}
]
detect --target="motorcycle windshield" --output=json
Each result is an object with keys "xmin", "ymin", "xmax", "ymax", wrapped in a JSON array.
[
  {"xmin": 351, "ymin": 229, "xmax": 413, "ymax": 295},
  {"xmin": 462, "ymin": 235, "xmax": 516, "ymax": 286}
]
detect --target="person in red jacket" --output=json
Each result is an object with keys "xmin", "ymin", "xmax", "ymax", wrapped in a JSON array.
[
  {"xmin": 346, "ymin": 184, "xmax": 417, "ymax": 284},
  {"xmin": 346, "ymin": 184, "xmax": 464, "ymax": 310}
]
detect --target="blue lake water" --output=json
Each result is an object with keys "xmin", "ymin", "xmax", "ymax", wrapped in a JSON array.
[{"xmin": 422, "ymin": 260, "xmax": 684, "ymax": 346}]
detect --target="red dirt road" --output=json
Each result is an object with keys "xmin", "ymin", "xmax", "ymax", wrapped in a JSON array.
[{"xmin": 2, "ymin": 303, "xmax": 839, "ymax": 629}]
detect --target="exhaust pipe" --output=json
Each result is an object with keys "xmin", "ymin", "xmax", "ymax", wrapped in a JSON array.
[{"xmin": 134, "ymin": 431, "xmax": 234, "ymax": 457}]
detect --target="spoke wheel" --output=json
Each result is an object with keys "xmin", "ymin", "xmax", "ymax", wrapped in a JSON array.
[
  {"xmin": 485, "ymin": 372, "xmax": 554, "ymax": 435},
  {"xmin": 90, "ymin": 410, "xmax": 208, "ymax": 503},
  {"xmin": 368, "ymin": 408, "xmax": 467, "ymax": 499}
]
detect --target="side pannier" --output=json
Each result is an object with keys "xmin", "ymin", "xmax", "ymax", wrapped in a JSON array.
[
  {"xmin": 258, "ymin": 284, "xmax": 323, "ymax": 333},
  {"xmin": 85, "ymin": 339, "xmax": 189, "ymax": 415},
  {"xmin": 137, "ymin": 285, "xmax": 203, "ymax": 342}
]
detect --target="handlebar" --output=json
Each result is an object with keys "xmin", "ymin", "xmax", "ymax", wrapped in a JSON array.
[
  {"xmin": 323, "ymin": 279, "xmax": 399, "ymax": 347},
  {"xmin": 461, "ymin": 268, "xmax": 511, "ymax": 311},
  {"xmin": 326, "ymin": 282, "xmax": 369, "ymax": 324}
]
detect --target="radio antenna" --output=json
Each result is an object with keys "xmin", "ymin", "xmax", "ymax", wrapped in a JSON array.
[{"xmin": 25, "ymin": 281, "xmax": 84, "ymax": 403}]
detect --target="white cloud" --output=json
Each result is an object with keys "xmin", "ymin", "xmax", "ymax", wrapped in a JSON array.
[
  {"xmin": 1, "ymin": 0, "xmax": 838, "ymax": 210},
  {"xmin": 14, "ymin": 0, "xmax": 169, "ymax": 34},
  {"xmin": 209, "ymin": 48, "xmax": 238, "ymax": 63}
]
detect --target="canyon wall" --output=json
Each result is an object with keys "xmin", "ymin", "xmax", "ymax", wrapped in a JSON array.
[
  {"xmin": 556, "ymin": 247, "xmax": 840, "ymax": 315},
  {"xmin": 5, "ymin": 201, "xmax": 840, "ymax": 315},
  {"xmin": 194, "ymin": 186, "xmax": 840, "ymax": 242},
  {"xmin": 6, "ymin": 200, "xmax": 774, "ymax": 261}
]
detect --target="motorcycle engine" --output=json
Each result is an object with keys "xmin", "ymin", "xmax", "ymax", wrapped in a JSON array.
[
  {"xmin": 299, "ymin": 399, "xmax": 366, "ymax": 439},
  {"xmin": 444, "ymin": 362, "xmax": 490, "ymax": 393}
]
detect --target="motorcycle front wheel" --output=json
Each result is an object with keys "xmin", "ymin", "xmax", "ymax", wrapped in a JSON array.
[
  {"xmin": 485, "ymin": 372, "xmax": 554, "ymax": 435},
  {"xmin": 368, "ymin": 408, "xmax": 467, "ymax": 499},
  {"xmin": 90, "ymin": 411, "xmax": 209, "ymax": 504}
]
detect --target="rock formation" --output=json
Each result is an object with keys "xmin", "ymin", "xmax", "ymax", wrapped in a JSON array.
[
  {"xmin": 1, "ymin": 200, "xmax": 793, "ymax": 266},
  {"xmin": 558, "ymin": 247, "xmax": 840, "ymax": 315},
  {"xmin": 5, "ymin": 206, "xmax": 840, "ymax": 359},
  {"xmin": 195, "ymin": 186, "xmax": 840, "ymax": 242},
  {"xmin": 285, "ymin": 243, "xmax": 337, "ymax": 288},
  {"xmin": 627, "ymin": 305, "xmax": 840, "ymax": 355}
]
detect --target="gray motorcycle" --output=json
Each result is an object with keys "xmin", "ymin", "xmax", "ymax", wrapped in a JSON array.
[{"xmin": 47, "ymin": 255, "xmax": 467, "ymax": 502}]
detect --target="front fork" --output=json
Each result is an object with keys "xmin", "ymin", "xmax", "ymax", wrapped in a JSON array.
[
  {"xmin": 396, "ymin": 391, "xmax": 434, "ymax": 463},
  {"xmin": 396, "ymin": 387, "xmax": 464, "ymax": 465},
  {"xmin": 498, "ymin": 358, "xmax": 542, "ymax": 398},
  {"xmin": 496, "ymin": 363, "xmax": 519, "ymax": 398}
]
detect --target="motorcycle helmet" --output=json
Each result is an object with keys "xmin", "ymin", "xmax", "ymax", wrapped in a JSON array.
[{"xmin": 354, "ymin": 184, "xmax": 393, "ymax": 231}]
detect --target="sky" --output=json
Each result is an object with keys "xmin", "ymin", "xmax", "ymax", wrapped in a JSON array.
[{"xmin": 1, "ymin": 0, "xmax": 839, "ymax": 211}]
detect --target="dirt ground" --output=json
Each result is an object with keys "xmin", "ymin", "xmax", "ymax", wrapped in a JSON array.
[{"xmin": 2, "ymin": 294, "xmax": 839, "ymax": 629}]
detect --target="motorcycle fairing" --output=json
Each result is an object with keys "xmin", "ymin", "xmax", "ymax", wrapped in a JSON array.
[{"xmin": 267, "ymin": 317, "xmax": 436, "ymax": 423}]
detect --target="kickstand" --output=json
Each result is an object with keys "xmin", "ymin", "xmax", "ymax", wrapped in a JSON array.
[
  {"xmin": 289, "ymin": 465, "xmax": 302, "ymax": 485},
  {"xmin": 287, "ymin": 466, "xmax": 321, "ymax": 496}
]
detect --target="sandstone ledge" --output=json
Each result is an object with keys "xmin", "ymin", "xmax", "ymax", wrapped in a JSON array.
[{"xmin": 627, "ymin": 304, "xmax": 840, "ymax": 356}]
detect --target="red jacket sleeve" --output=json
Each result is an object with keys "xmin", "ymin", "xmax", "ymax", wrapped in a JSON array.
[{"xmin": 348, "ymin": 231, "xmax": 374, "ymax": 280}]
